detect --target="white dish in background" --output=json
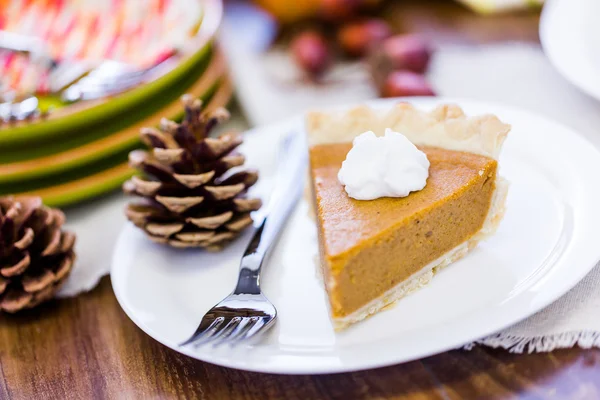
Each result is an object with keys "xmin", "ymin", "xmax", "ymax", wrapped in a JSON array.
[
  {"xmin": 540, "ymin": 0, "xmax": 600, "ymax": 100},
  {"xmin": 111, "ymin": 98, "xmax": 600, "ymax": 374}
]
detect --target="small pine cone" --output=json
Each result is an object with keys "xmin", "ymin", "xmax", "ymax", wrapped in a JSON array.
[
  {"xmin": 124, "ymin": 95, "xmax": 262, "ymax": 251},
  {"xmin": 0, "ymin": 197, "xmax": 76, "ymax": 313}
]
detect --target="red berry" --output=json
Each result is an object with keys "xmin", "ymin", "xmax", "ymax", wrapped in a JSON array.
[
  {"xmin": 320, "ymin": 0, "xmax": 360, "ymax": 21},
  {"xmin": 291, "ymin": 31, "xmax": 331, "ymax": 77},
  {"xmin": 381, "ymin": 71, "xmax": 435, "ymax": 98},
  {"xmin": 337, "ymin": 19, "xmax": 392, "ymax": 58},
  {"xmin": 381, "ymin": 34, "xmax": 432, "ymax": 73}
]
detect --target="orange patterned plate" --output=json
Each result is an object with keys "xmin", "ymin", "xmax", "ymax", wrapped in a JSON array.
[{"xmin": 0, "ymin": 0, "xmax": 222, "ymax": 149}]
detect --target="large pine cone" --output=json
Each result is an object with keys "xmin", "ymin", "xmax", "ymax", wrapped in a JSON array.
[
  {"xmin": 0, "ymin": 197, "xmax": 76, "ymax": 313},
  {"xmin": 124, "ymin": 95, "xmax": 262, "ymax": 251}
]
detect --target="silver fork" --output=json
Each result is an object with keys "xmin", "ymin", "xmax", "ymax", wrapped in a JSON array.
[
  {"xmin": 60, "ymin": 55, "xmax": 177, "ymax": 102},
  {"xmin": 0, "ymin": 58, "xmax": 174, "ymax": 122},
  {"xmin": 180, "ymin": 131, "xmax": 307, "ymax": 347}
]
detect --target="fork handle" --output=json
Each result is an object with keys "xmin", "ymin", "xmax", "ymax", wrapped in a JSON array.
[{"xmin": 233, "ymin": 133, "xmax": 306, "ymax": 295}]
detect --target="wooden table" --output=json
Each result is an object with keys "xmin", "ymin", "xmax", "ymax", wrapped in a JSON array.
[{"xmin": 2, "ymin": 1, "xmax": 600, "ymax": 399}]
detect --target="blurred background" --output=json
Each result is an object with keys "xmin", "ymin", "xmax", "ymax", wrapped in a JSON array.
[{"xmin": 2, "ymin": 0, "xmax": 597, "ymax": 210}]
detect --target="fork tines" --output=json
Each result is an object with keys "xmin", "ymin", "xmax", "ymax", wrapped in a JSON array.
[{"xmin": 181, "ymin": 315, "xmax": 272, "ymax": 347}]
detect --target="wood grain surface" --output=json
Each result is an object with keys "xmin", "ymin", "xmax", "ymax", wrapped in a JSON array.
[
  {"xmin": 2, "ymin": 1, "xmax": 599, "ymax": 399},
  {"xmin": 2, "ymin": 278, "xmax": 600, "ymax": 400}
]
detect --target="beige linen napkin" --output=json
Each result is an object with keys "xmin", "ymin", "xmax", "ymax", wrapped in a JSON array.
[{"xmin": 221, "ymin": 9, "xmax": 600, "ymax": 352}]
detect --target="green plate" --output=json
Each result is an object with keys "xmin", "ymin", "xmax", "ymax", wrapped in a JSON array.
[
  {"xmin": 1, "ymin": 79, "xmax": 233, "ymax": 207},
  {"xmin": 0, "ymin": 50, "xmax": 227, "ymax": 184},
  {"xmin": 0, "ymin": 0, "xmax": 222, "ymax": 150}
]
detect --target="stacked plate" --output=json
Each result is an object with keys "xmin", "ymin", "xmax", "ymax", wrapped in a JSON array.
[{"xmin": 0, "ymin": 0, "xmax": 230, "ymax": 207}]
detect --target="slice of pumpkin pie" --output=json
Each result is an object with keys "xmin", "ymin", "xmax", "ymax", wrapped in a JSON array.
[{"xmin": 306, "ymin": 103, "xmax": 510, "ymax": 330}]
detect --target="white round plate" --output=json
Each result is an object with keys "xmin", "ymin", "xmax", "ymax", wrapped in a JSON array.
[
  {"xmin": 111, "ymin": 98, "xmax": 600, "ymax": 374},
  {"xmin": 540, "ymin": 0, "xmax": 600, "ymax": 100}
]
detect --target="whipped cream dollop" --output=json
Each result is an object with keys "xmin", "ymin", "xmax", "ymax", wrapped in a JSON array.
[{"xmin": 338, "ymin": 129, "xmax": 430, "ymax": 200}]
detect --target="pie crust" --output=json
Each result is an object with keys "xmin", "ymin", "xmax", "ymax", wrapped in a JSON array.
[{"xmin": 306, "ymin": 103, "xmax": 511, "ymax": 330}]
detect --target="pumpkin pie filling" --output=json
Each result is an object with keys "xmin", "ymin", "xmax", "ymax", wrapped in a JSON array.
[{"xmin": 310, "ymin": 143, "xmax": 498, "ymax": 319}]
